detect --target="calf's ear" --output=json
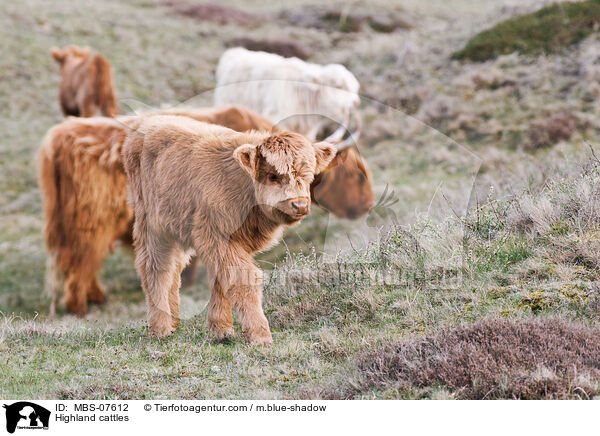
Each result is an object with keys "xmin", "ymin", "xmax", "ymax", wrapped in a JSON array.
[
  {"xmin": 233, "ymin": 144, "xmax": 258, "ymax": 177},
  {"xmin": 51, "ymin": 47, "xmax": 65, "ymax": 64},
  {"xmin": 313, "ymin": 141, "xmax": 336, "ymax": 174}
]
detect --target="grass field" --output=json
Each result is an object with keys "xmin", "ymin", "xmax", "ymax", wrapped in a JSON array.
[{"xmin": 1, "ymin": 0, "xmax": 600, "ymax": 399}]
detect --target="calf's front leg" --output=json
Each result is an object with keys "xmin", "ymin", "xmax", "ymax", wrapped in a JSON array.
[
  {"xmin": 215, "ymin": 251, "xmax": 272, "ymax": 346},
  {"xmin": 207, "ymin": 279, "xmax": 234, "ymax": 341}
]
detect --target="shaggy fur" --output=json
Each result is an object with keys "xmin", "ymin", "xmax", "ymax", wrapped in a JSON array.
[
  {"xmin": 162, "ymin": 106, "xmax": 373, "ymax": 284},
  {"xmin": 38, "ymin": 117, "xmax": 134, "ymax": 315},
  {"xmin": 214, "ymin": 47, "xmax": 360, "ymax": 140},
  {"xmin": 122, "ymin": 115, "xmax": 335, "ymax": 344},
  {"xmin": 51, "ymin": 45, "xmax": 118, "ymax": 117},
  {"xmin": 160, "ymin": 105, "xmax": 276, "ymax": 133}
]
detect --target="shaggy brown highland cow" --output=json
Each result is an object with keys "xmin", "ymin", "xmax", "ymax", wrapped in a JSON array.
[
  {"xmin": 122, "ymin": 115, "xmax": 335, "ymax": 344},
  {"xmin": 38, "ymin": 117, "xmax": 135, "ymax": 315},
  {"xmin": 51, "ymin": 45, "xmax": 118, "ymax": 117}
]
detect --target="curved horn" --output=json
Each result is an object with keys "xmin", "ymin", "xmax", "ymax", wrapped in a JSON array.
[
  {"xmin": 335, "ymin": 111, "xmax": 362, "ymax": 151},
  {"xmin": 322, "ymin": 124, "xmax": 346, "ymax": 143}
]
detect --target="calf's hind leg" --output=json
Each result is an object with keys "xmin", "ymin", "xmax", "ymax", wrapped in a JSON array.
[
  {"xmin": 135, "ymin": 234, "xmax": 180, "ymax": 337},
  {"xmin": 169, "ymin": 250, "xmax": 191, "ymax": 330}
]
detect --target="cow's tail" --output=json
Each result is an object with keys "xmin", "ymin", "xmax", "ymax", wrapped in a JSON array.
[
  {"xmin": 94, "ymin": 54, "xmax": 118, "ymax": 117},
  {"xmin": 37, "ymin": 128, "xmax": 63, "ymax": 316}
]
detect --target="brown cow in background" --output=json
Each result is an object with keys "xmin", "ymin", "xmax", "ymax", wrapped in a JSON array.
[
  {"xmin": 38, "ymin": 116, "xmax": 133, "ymax": 315},
  {"xmin": 38, "ymin": 105, "xmax": 373, "ymax": 314},
  {"xmin": 311, "ymin": 147, "xmax": 373, "ymax": 219},
  {"xmin": 51, "ymin": 45, "xmax": 118, "ymax": 117}
]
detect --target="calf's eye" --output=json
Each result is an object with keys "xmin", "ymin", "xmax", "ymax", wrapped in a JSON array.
[{"xmin": 268, "ymin": 173, "xmax": 279, "ymax": 183}]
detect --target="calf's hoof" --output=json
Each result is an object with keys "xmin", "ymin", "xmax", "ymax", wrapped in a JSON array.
[
  {"xmin": 245, "ymin": 327, "xmax": 273, "ymax": 346},
  {"xmin": 148, "ymin": 323, "xmax": 175, "ymax": 338},
  {"xmin": 209, "ymin": 324, "xmax": 235, "ymax": 343},
  {"xmin": 148, "ymin": 327, "xmax": 175, "ymax": 338}
]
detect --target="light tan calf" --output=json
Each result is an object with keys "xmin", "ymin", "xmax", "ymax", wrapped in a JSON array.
[{"xmin": 122, "ymin": 116, "xmax": 335, "ymax": 344}]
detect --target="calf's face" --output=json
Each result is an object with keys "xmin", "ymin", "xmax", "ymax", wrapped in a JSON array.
[{"xmin": 234, "ymin": 132, "xmax": 335, "ymax": 224}]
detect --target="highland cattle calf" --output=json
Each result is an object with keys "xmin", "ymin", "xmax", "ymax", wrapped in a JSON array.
[
  {"xmin": 51, "ymin": 45, "xmax": 118, "ymax": 117},
  {"xmin": 122, "ymin": 115, "xmax": 335, "ymax": 344}
]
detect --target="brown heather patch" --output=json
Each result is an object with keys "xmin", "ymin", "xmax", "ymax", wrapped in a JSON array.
[
  {"xmin": 281, "ymin": 6, "xmax": 411, "ymax": 33},
  {"xmin": 347, "ymin": 318, "xmax": 600, "ymax": 399},
  {"xmin": 525, "ymin": 112, "xmax": 578, "ymax": 150},
  {"xmin": 161, "ymin": 1, "xmax": 262, "ymax": 26},
  {"xmin": 227, "ymin": 37, "xmax": 311, "ymax": 60}
]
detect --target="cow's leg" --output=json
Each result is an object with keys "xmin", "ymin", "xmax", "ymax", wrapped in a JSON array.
[
  {"xmin": 207, "ymin": 275, "xmax": 234, "ymax": 341},
  {"xmin": 135, "ymin": 232, "xmax": 178, "ymax": 337},
  {"xmin": 211, "ymin": 250, "xmax": 272, "ymax": 346},
  {"xmin": 64, "ymin": 274, "xmax": 105, "ymax": 315},
  {"xmin": 63, "ymin": 271, "xmax": 87, "ymax": 315},
  {"xmin": 168, "ymin": 249, "xmax": 190, "ymax": 330},
  {"xmin": 82, "ymin": 245, "xmax": 107, "ymax": 304},
  {"xmin": 88, "ymin": 277, "xmax": 107, "ymax": 303}
]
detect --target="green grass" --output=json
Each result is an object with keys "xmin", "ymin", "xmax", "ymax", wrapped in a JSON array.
[{"xmin": 453, "ymin": 0, "xmax": 600, "ymax": 61}]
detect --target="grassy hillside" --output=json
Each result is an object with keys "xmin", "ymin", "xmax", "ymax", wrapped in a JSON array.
[
  {"xmin": 453, "ymin": 0, "xmax": 600, "ymax": 61},
  {"xmin": 1, "ymin": 0, "xmax": 600, "ymax": 399}
]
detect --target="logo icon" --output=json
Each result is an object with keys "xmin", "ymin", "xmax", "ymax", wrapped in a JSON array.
[{"xmin": 2, "ymin": 402, "xmax": 50, "ymax": 434}]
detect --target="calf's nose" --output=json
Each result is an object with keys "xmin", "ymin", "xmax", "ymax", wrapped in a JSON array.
[{"xmin": 290, "ymin": 198, "xmax": 309, "ymax": 216}]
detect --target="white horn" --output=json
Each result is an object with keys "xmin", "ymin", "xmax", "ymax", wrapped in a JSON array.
[
  {"xmin": 322, "ymin": 124, "xmax": 347, "ymax": 143},
  {"xmin": 335, "ymin": 111, "xmax": 362, "ymax": 151}
]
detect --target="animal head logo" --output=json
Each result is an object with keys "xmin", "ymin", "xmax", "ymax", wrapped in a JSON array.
[{"xmin": 2, "ymin": 402, "xmax": 50, "ymax": 434}]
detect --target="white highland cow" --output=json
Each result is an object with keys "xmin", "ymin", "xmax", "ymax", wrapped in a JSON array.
[{"xmin": 214, "ymin": 47, "xmax": 361, "ymax": 144}]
